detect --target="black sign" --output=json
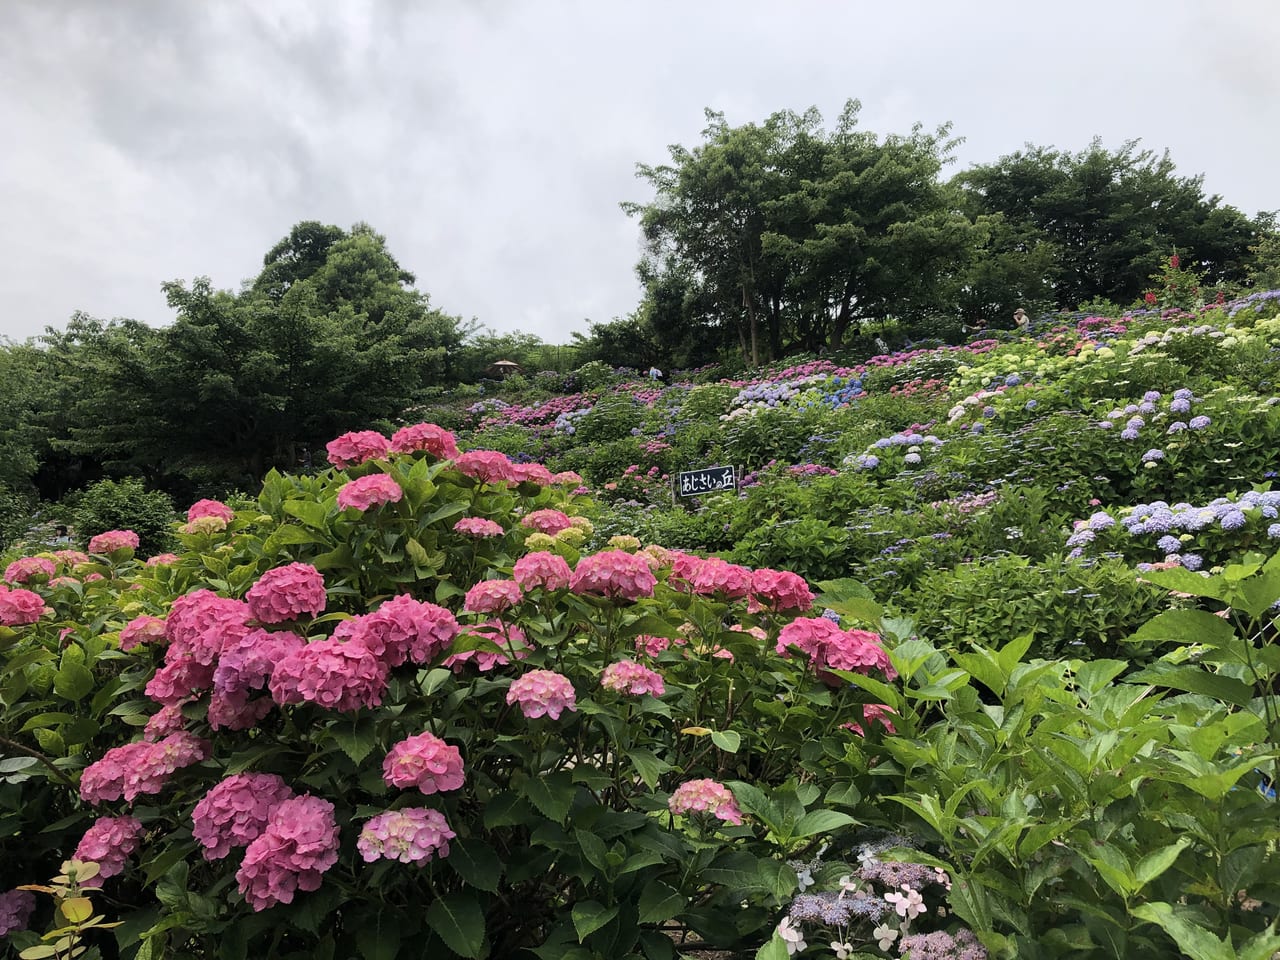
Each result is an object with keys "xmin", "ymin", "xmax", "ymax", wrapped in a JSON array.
[{"xmin": 677, "ymin": 466, "xmax": 737, "ymax": 497}]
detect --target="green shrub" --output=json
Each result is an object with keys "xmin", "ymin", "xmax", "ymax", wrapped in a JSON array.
[{"xmin": 69, "ymin": 478, "xmax": 177, "ymax": 555}]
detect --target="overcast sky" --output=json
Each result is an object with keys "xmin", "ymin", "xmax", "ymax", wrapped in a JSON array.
[{"xmin": 1, "ymin": 0, "xmax": 1277, "ymax": 345}]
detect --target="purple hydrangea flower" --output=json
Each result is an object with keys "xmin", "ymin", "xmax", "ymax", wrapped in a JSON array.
[
  {"xmin": 1142, "ymin": 449, "xmax": 1165, "ymax": 462},
  {"xmin": 1189, "ymin": 415, "xmax": 1211, "ymax": 429}
]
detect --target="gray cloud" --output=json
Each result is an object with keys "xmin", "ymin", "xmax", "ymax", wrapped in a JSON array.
[{"xmin": 1, "ymin": 0, "xmax": 1276, "ymax": 344}]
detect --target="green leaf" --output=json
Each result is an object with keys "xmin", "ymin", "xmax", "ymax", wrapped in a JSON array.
[
  {"xmin": 1127, "ymin": 662, "xmax": 1254, "ymax": 706},
  {"xmin": 625, "ymin": 748, "xmax": 671, "ymax": 790},
  {"xmin": 425, "ymin": 893, "xmax": 486, "ymax": 959},
  {"xmin": 1135, "ymin": 838, "xmax": 1188, "ymax": 887},
  {"xmin": 329, "ymin": 717, "xmax": 377, "ymax": 765},
  {"xmin": 1126, "ymin": 610, "xmax": 1237, "ymax": 650},
  {"xmin": 448, "ymin": 837, "xmax": 503, "ymax": 894},
  {"xmin": 1130, "ymin": 902, "xmax": 1233, "ymax": 960},
  {"xmin": 710, "ymin": 730, "xmax": 741, "ymax": 753},
  {"xmin": 575, "ymin": 829, "xmax": 611, "ymax": 876},
  {"xmin": 1139, "ymin": 567, "xmax": 1229, "ymax": 600},
  {"xmin": 637, "ymin": 880, "xmax": 685, "ymax": 924},
  {"xmin": 791, "ymin": 809, "xmax": 856, "ymax": 840},
  {"xmin": 523, "ymin": 771, "xmax": 575, "ymax": 823},
  {"xmin": 263, "ymin": 524, "xmax": 319, "ymax": 550},
  {"xmin": 282, "ymin": 499, "xmax": 331, "ymax": 531},
  {"xmin": 355, "ymin": 911, "xmax": 401, "ymax": 960},
  {"xmin": 754, "ymin": 934, "xmax": 790, "ymax": 960},
  {"xmin": 53, "ymin": 662, "xmax": 94, "ymax": 701},
  {"xmin": 571, "ymin": 901, "xmax": 618, "ymax": 942},
  {"xmin": 996, "ymin": 633, "xmax": 1034, "ymax": 676}
]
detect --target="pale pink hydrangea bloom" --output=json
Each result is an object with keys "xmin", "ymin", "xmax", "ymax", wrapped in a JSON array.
[
  {"xmin": 389, "ymin": 422, "xmax": 460, "ymax": 459},
  {"xmin": 750, "ymin": 569, "xmax": 815, "ymax": 611},
  {"xmin": 48, "ymin": 576, "xmax": 78, "ymax": 588},
  {"xmin": 236, "ymin": 795, "xmax": 340, "ymax": 911},
  {"xmin": 88, "ymin": 529, "xmax": 140, "ymax": 554},
  {"xmin": 74, "ymin": 815, "xmax": 144, "ymax": 880},
  {"xmin": 80, "ymin": 732, "xmax": 210, "ymax": 805},
  {"xmin": 464, "ymin": 579, "xmax": 523, "ymax": 615},
  {"xmin": 336, "ymin": 474, "xmax": 403, "ymax": 511},
  {"xmin": 551, "ymin": 470, "xmax": 585, "ymax": 486},
  {"xmin": 268, "ymin": 637, "xmax": 389, "ymax": 711},
  {"xmin": 207, "ymin": 688, "xmax": 275, "ymax": 731},
  {"xmin": 187, "ymin": 498, "xmax": 235, "ymax": 523},
  {"xmin": 569, "ymin": 550, "xmax": 657, "ymax": 601},
  {"xmin": 443, "ymin": 621, "xmax": 532, "ymax": 672},
  {"xmin": 520, "ymin": 509, "xmax": 573, "ymax": 535},
  {"xmin": 357, "ymin": 807, "xmax": 455, "ymax": 864},
  {"xmin": 507, "ymin": 669, "xmax": 577, "ymax": 720},
  {"xmin": 454, "ymin": 450, "xmax": 515, "ymax": 484},
  {"xmin": 0, "ymin": 586, "xmax": 48, "ymax": 626},
  {"xmin": 142, "ymin": 703, "xmax": 187, "ymax": 741},
  {"xmin": 688, "ymin": 557, "xmax": 753, "ymax": 600},
  {"xmin": 0, "ymin": 889, "xmax": 36, "ymax": 936},
  {"xmin": 4, "ymin": 556, "xmax": 56, "ymax": 584},
  {"xmin": 182, "ymin": 515, "xmax": 228, "ymax": 535},
  {"xmin": 510, "ymin": 462, "xmax": 554, "ymax": 486},
  {"xmin": 53, "ymin": 549, "xmax": 92, "ymax": 567},
  {"xmin": 607, "ymin": 534, "xmax": 642, "ymax": 551},
  {"xmin": 119, "ymin": 614, "xmax": 168, "ymax": 652},
  {"xmin": 192, "ymin": 773, "xmax": 295, "ymax": 860},
  {"xmin": 634, "ymin": 633, "xmax": 686, "ymax": 658},
  {"xmin": 513, "ymin": 551, "xmax": 572, "ymax": 592},
  {"xmin": 146, "ymin": 553, "xmax": 181, "ymax": 566},
  {"xmin": 383, "ymin": 732, "xmax": 465, "ymax": 793},
  {"xmin": 345, "ymin": 595, "xmax": 460, "ymax": 667},
  {"xmin": 325, "ymin": 430, "xmax": 390, "ymax": 469},
  {"xmin": 668, "ymin": 779, "xmax": 743, "ymax": 825},
  {"xmin": 246, "ymin": 563, "xmax": 327, "ymax": 623},
  {"xmin": 601, "ymin": 659, "xmax": 665, "ymax": 697},
  {"xmin": 453, "ymin": 517, "xmax": 504, "ymax": 538}
]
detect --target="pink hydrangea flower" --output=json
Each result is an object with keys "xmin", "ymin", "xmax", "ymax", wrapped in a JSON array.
[
  {"xmin": 165, "ymin": 590, "xmax": 254, "ymax": 665},
  {"xmin": 344, "ymin": 595, "xmax": 459, "ymax": 667},
  {"xmin": 513, "ymin": 551, "xmax": 572, "ymax": 592},
  {"xmin": 506, "ymin": 669, "xmax": 576, "ymax": 720},
  {"xmin": 454, "ymin": 450, "xmax": 515, "ymax": 484},
  {"xmin": 776, "ymin": 619, "xmax": 896, "ymax": 682},
  {"xmin": 464, "ymin": 579, "xmax": 523, "ymax": 615},
  {"xmin": 236, "ymin": 795, "xmax": 339, "ymax": 911},
  {"xmin": 326, "ymin": 430, "xmax": 390, "ymax": 469},
  {"xmin": 454, "ymin": 517, "xmax": 504, "ymax": 537},
  {"xmin": 634, "ymin": 633, "xmax": 685, "ymax": 658},
  {"xmin": 358, "ymin": 808, "xmax": 455, "ymax": 864},
  {"xmin": 601, "ymin": 659, "xmax": 665, "ymax": 697},
  {"xmin": 246, "ymin": 563, "xmax": 326, "ymax": 623},
  {"xmin": 192, "ymin": 773, "xmax": 295, "ymax": 860},
  {"xmin": 0, "ymin": 889, "xmax": 36, "ymax": 936},
  {"xmin": 843, "ymin": 703, "xmax": 898, "ymax": 737},
  {"xmin": 0, "ymin": 585, "xmax": 48, "ymax": 626},
  {"xmin": 337, "ymin": 474, "xmax": 403, "ymax": 511},
  {"xmin": 520, "ymin": 509, "xmax": 573, "ymax": 535},
  {"xmin": 80, "ymin": 732, "xmax": 210, "ymax": 805},
  {"xmin": 88, "ymin": 529, "xmax": 140, "ymax": 554},
  {"xmin": 187, "ymin": 499, "xmax": 235, "ymax": 523},
  {"xmin": 750, "ymin": 569, "xmax": 815, "ymax": 611},
  {"xmin": 74, "ymin": 815, "xmax": 144, "ymax": 880},
  {"xmin": 569, "ymin": 550, "xmax": 657, "ymax": 602},
  {"xmin": 119, "ymin": 614, "xmax": 168, "ymax": 652},
  {"xmin": 4, "ymin": 556, "xmax": 56, "ymax": 584},
  {"xmin": 668, "ymin": 779, "xmax": 743, "ymax": 825},
  {"xmin": 551, "ymin": 470, "xmax": 585, "ymax": 486},
  {"xmin": 442, "ymin": 621, "xmax": 532, "ymax": 672},
  {"xmin": 53, "ymin": 549, "xmax": 92, "ymax": 567},
  {"xmin": 389, "ymin": 422, "xmax": 460, "ymax": 459},
  {"xmin": 688, "ymin": 557, "xmax": 753, "ymax": 600},
  {"xmin": 510, "ymin": 462, "xmax": 554, "ymax": 486},
  {"xmin": 142, "ymin": 703, "xmax": 187, "ymax": 741},
  {"xmin": 214, "ymin": 628, "xmax": 307, "ymax": 694},
  {"xmin": 268, "ymin": 637, "xmax": 389, "ymax": 711},
  {"xmin": 666, "ymin": 551, "xmax": 704, "ymax": 591},
  {"xmin": 383, "ymin": 732, "xmax": 465, "ymax": 794},
  {"xmin": 146, "ymin": 553, "xmax": 181, "ymax": 566},
  {"xmin": 207, "ymin": 688, "xmax": 275, "ymax": 731}
]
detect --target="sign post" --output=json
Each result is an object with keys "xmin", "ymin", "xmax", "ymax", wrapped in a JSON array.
[{"xmin": 675, "ymin": 465, "xmax": 738, "ymax": 501}]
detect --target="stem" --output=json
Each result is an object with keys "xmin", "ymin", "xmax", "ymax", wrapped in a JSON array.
[{"xmin": 0, "ymin": 736, "xmax": 77, "ymax": 788}]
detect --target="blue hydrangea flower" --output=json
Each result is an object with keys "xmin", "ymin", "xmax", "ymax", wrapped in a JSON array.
[
  {"xmin": 1120, "ymin": 427, "xmax": 1140, "ymax": 441},
  {"xmin": 1189, "ymin": 415, "xmax": 1211, "ymax": 429},
  {"xmin": 1221, "ymin": 510, "xmax": 1248, "ymax": 530},
  {"xmin": 1142, "ymin": 449, "xmax": 1165, "ymax": 462},
  {"xmin": 1181, "ymin": 554, "xmax": 1204, "ymax": 571},
  {"xmin": 1268, "ymin": 523, "xmax": 1280, "ymax": 539},
  {"xmin": 1025, "ymin": 400, "xmax": 1037, "ymax": 411},
  {"xmin": 1157, "ymin": 535, "xmax": 1181, "ymax": 553},
  {"xmin": 1167, "ymin": 421, "xmax": 1187, "ymax": 434}
]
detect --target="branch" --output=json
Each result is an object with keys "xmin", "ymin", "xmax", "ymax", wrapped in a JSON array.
[{"xmin": 0, "ymin": 736, "xmax": 78, "ymax": 789}]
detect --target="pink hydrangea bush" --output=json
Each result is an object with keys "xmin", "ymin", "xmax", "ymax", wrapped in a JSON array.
[
  {"xmin": 119, "ymin": 614, "xmax": 168, "ymax": 651},
  {"xmin": 4, "ymin": 556, "xmax": 56, "ymax": 584},
  {"xmin": 80, "ymin": 732, "xmax": 210, "ymax": 805},
  {"xmin": 268, "ymin": 637, "xmax": 389, "ymax": 711},
  {"xmin": 344, "ymin": 594, "xmax": 459, "ymax": 667},
  {"xmin": 601, "ymin": 659, "xmax": 666, "ymax": 697},
  {"xmin": 513, "ymin": 551, "xmax": 572, "ymax": 592},
  {"xmin": 0, "ymin": 585, "xmax": 48, "ymax": 626},
  {"xmin": 188, "ymin": 498, "xmax": 236, "ymax": 523},
  {"xmin": 668, "ymin": 779, "xmax": 744, "ymax": 825},
  {"xmin": 569, "ymin": 550, "xmax": 657, "ymax": 601},
  {"xmin": 454, "ymin": 516, "xmax": 504, "ymax": 537},
  {"xmin": 389, "ymin": 422, "xmax": 460, "ymax": 459},
  {"xmin": 192, "ymin": 773, "xmax": 296, "ymax": 860},
  {"xmin": 520, "ymin": 509, "xmax": 573, "ymax": 535},
  {"xmin": 464, "ymin": 578, "xmax": 523, "ymax": 614}
]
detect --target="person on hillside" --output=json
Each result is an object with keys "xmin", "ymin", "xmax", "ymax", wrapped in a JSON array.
[
  {"xmin": 960, "ymin": 317, "xmax": 988, "ymax": 338},
  {"xmin": 1014, "ymin": 308, "xmax": 1031, "ymax": 333}
]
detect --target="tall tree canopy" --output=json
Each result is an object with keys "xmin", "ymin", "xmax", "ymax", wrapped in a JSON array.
[
  {"xmin": 624, "ymin": 101, "xmax": 973, "ymax": 364},
  {"xmin": 954, "ymin": 140, "xmax": 1272, "ymax": 311}
]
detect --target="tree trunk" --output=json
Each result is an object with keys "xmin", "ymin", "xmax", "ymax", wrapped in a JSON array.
[{"xmin": 743, "ymin": 286, "xmax": 759, "ymax": 367}]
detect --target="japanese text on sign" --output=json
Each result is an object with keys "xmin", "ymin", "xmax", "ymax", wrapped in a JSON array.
[{"xmin": 677, "ymin": 466, "xmax": 737, "ymax": 497}]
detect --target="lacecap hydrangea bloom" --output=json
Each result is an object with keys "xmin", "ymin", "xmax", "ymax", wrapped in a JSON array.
[
  {"xmin": 336, "ymin": 474, "xmax": 403, "ymax": 511},
  {"xmin": 4, "ymin": 556, "xmax": 56, "ymax": 584},
  {"xmin": 245, "ymin": 562, "xmax": 327, "ymax": 623},
  {"xmin": 235, "ymin": 795, "xmax": 340, "ymax": 911},
  {"xmin": 74, "ymin": 815, "xmax": 144, "ymax": 881},
  {"xmin": 601, "ymin": 659, "xmax": 665, "ymax": 697},
  {"xmin": 389, "ymin": 422, "xmax": 459, "ymax": 459},
  {"xmin": 192, "ymin": 773, "xmax": 296, "ymax": 860},
  {"xmin": 513, "ymin": 551, "xmax": 572, "ymax": 592},
  {"xmin": 668, "ymin": 779, "xmax": 743, "ymax": 825},
  {"xmin": 453, "ymin": 516, "xmax": 504, "ymax": 537},
  {"xmin": 326, "ymin": 430, "xmax": 390, "ymax": 468},
  {"xmin": 569, "ymin": 550, "xmax": 657, "ymax": 601},
  {"xmin": 507, "ymin": 669, "xmax": 577, "ymax": 719},
  {"xmin": 357, "ymin": 807, "xmax": 455, "ymax": 865},
  {"xmin": 88, "ymin": 529, "xmax": 140, "ymax": 554},
  {"xmin": 382, "ymin": 732, "xmax": 466, "ymax": 794}
]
